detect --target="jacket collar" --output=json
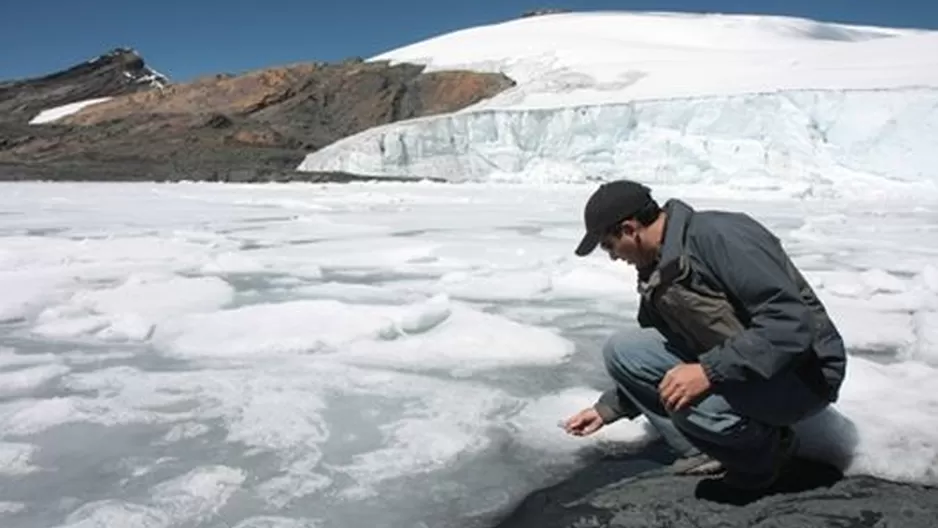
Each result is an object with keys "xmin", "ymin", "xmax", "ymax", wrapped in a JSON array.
[
  {"xmin": 638, "ymin": 199, "xmax": 695, "ymax": 291},
  {"xmin": 658, "ymin": 198, "xmax": 695, "ymax": 267}
]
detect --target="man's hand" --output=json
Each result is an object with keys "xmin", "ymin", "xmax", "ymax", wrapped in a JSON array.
[
  {"xmin": 562, "ymin": 407, "xmax": 605, "ymax": 436},
  {"xmin": 659, "ymin": 363, "xmax": 711, "ymax": 412}
]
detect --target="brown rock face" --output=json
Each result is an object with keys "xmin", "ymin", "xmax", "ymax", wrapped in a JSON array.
[
  {"xmin": 0, "ymin": 48, "xmax": 167, "ymax": 122},
  {"xmin": 63, "ymin": 65, "xmax": 319, "ymax": 125},
  {"xmin": 0, "ymin": 52, "xmax": 514, "ymax": 181}
]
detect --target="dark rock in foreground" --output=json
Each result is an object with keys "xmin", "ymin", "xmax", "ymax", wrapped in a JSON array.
[{"xmin": 496, "ymin": 449, "xmax": 938, "ymax": 528}]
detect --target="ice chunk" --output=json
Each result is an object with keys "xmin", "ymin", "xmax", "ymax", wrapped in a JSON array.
[
  {"xmin": 32, "ymin": 315, "xmax": 112, "ymax": 339},
  {"xmin": 201, "ymin": 251, "xmax": 323, "ymax": 279},
  {"xmin": 913, "ymin": 312, "xmax": 938, "ymax": 366},
  {"xmin": 153, "ymin": 299, "xmax": 389, "ymax": 359},
  {"xmin": 295, "ymin": 282, "xmax": 416, "ymax": 304},
  {"xmin": 347, "ymin": 300, "xmax": 573, "ymax": 372},
  {"xmin": 233, "ymin": 518, "xmax": 320, "ymax": 528},
  {"xmin": 150, "ymin": 466, "xmax": 245, "ymax": 524},
  {"xmin": 0, "ymin": 364, "xmax": 70, "ymax": 397},
  {"xmin": 0, "ymin": 272, "xmax": 72, "ymax": 322},
  {"xmin": 0, "ymin": 397, "xmax": 83, "ymax": 436},
  {"xmin": 155, "ymin": 296, "xmax": 571, "ymax": 371},
  {"xmin": 95, "ymin": 314, "xmax": 156, "ymax": 341},
  {"xmin": 255, "ymin": 459, "xmax": 332, "ymax": 509},
  {"xmin": 0, "ymin": 442, "xmax": 38, "ymax": 475},
  {"xmin": 52, "ymin": 501, "xmax": 167, "ymax": 528},
  {"xmin": 163, "ymin": 423, "xmax": 211, "ymax": 443},
  {"xmin": 0, "ymin": 348, "xmax": 58, "ymax": 369},
  {"xmin": 438, "ymin": 269, "xmax": 553, "ymax": 301},
  {"xmin": 548, "ymin": 263, "xmax": 636, "ymax": 300},
  {"xmin": 920, "ymin": 264, "xmax": 938, "ymax": 293},
  {"xmin": 820, "ymin": 269, "xmax": 909, "ymax": 299},
  {"xmin": 32, "ymin": 274, "xmax": 234, "ymax": 342},
  {"xmin": 381, "ymin": 293, "xmax": 452, "ymax": 336},
  {"xmin": 53, "ymin": 467, "xmax": 246, "ymax": 528},
  {"xmin": 72, "ymin": 274, "xmax": 234, "ymax": 320}
]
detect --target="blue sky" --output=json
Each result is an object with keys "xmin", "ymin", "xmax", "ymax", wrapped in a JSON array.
[{"xmin": 2, "ymin": 0, "xmax": 936, "ymax": 82}]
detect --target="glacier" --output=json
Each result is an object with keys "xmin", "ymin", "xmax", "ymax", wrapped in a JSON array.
[
  {"xmin": 298, "ymin": 88, "xmax": 938, "ymax": 196},
  {"xmin": 297, "ymin": 12, "xmax": 938, "ymax": 194}
]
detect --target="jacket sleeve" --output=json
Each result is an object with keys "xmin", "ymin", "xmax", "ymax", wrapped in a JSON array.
[
  {"xmin": 695, "ymin": 219, "xmax": 814, "ymax": 384},
  {"xmin": 594, "ymin": 388, "xmax": 641, "ymax": 423}
]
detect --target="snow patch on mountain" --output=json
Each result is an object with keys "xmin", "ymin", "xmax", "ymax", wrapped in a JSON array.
[{"xmin": 29, "ymin": 97, "xmax": 114, "ymax": 124}]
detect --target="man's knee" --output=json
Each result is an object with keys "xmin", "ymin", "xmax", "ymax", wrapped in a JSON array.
[
  {"xmin": 602, "ymin": 331, "xmax": 675, "ymax": 384},
  {"xmin": 669, "ymin": 395, "xmax": 744, "ymax": 441}
]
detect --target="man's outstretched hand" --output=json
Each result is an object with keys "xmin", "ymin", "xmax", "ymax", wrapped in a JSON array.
[
  {"xmin": 563, "ymin": 407, "xmax": 605, "ymax": 436},
  {"xmin": 659, "ymin": 363, "xmax": 711, "ymax": 412}
]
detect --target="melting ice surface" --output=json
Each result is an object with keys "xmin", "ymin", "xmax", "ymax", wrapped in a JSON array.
[{"xmin": 1, "ymin": 182, "xmax": 937, "ymax": 528}]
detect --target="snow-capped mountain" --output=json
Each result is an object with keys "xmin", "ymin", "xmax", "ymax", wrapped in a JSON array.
[
  {"xmin": 100, "ymin": 47, "xmax": 169, "ymax": 90},
  {"xmin": 297, "ymin": 12, "xmax": 938, "ymax": 196},
  {"xmin": 0, "ymin": 47, "xmax": 169, "ymax": 126}
]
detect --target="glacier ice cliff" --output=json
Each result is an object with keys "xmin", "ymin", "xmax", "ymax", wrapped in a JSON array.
[{"xmin": 297, "ymin": 88, "xmax": 938, "ymax": 196}]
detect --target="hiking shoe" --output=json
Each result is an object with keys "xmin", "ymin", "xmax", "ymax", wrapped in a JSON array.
[
  {"xmin": 668, "ymin": 453, "xmax": 725, "ymax": 476},
  {"xmin": 721, "ymin": 426, "xmax": 799, "ymax": 490}
]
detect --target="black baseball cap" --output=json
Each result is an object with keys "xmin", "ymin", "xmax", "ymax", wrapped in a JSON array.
[{"xmin": 574, "ymin": 180, "xmax": 653, "ymax": 256}]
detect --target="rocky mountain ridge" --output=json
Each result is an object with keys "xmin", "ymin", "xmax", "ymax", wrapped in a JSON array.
[
  {"xmin": 0, "ymin": 48, "xmax": 167, "ymax": 122},
  {"xmin": 0, "ymin": 48, "xmax": 514, "ymax": 181}
]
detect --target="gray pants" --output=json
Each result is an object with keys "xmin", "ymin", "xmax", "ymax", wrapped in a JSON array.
[{"xmin": 603, "ymin": 330, "xmax": 829, "ymax": 474}]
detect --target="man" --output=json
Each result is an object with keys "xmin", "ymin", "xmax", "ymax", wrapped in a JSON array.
[{"xmin": 563, "ymin": 180, "xmax": 847, "ymax": 490}]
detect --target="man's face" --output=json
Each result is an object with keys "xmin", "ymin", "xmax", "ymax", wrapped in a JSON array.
[{"xmin": 600, "ymin": 221, "xmax": 648, "ymax": 267}]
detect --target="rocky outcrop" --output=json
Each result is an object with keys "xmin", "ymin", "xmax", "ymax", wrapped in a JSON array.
[
  {"xmin": 0, "ymin": 51, "xmax": 514, "ymax": 181},
  {"xmin": 0, "ymin": 48, "xmax": 167, "ymax": 123},
  {"xmin": 496, "ymin": 448, "xmax": 938, "ymax": 528},
  {"xmin": 521, "ymin": 8, "xmax": 572, "ymax": 18}
]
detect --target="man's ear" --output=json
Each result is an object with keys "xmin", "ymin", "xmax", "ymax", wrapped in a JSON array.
[{"xmin": 620, "ymin": 220, "xmax": 638, "ymax": 236}]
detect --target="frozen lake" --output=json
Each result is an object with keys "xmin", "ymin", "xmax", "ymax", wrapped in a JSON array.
[{"xmin": 0, "ymin": 182, "xmax": 936, "ymax": 528}]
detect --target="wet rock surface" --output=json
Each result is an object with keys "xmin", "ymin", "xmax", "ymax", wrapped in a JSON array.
[{"xmin": 496, "ymin": 447, "xmax": 938, "ymax": 528}]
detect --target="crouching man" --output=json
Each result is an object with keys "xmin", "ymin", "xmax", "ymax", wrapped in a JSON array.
[{"xmin": 563, "ymin": 180, "xmax": 847, "ymax": 490}]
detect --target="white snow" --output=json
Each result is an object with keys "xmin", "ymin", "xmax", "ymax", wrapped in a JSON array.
[
  {"xmin": 371, "ymin": 12, "xmax": 937, "ymax": 109},
  {"xmin": 0, "ymin": 182, "xmax": 936, "ymax": 528},
  {"xmin": 298, "ymin": 12, "xmax": 938, "ymax": 192},
  {"xmin": 28, "ymin": 97, "xmax": 113, "ymax": 125}
]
